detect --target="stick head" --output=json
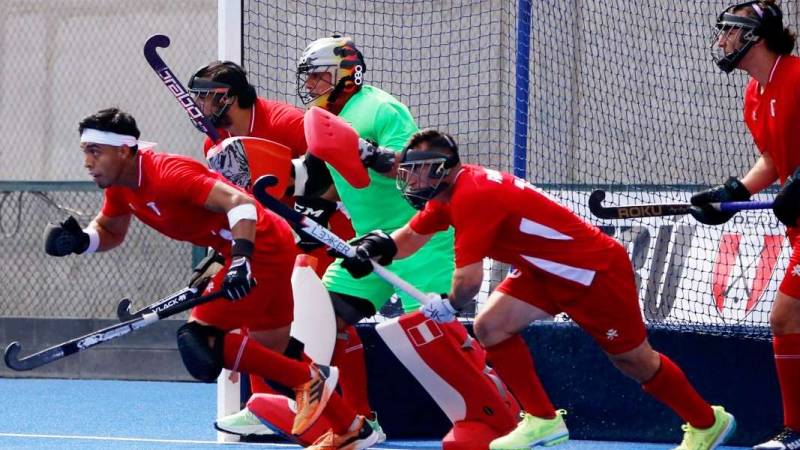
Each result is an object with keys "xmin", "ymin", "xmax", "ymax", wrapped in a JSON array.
[{"xmin": 303, "ymin": 107, "xmax": 369, "ymax": 188}]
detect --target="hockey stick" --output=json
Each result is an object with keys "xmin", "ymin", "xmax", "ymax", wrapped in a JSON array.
[
  {"xmin": 588, "ymin": 189, "xmax": 773, "ymax": 220},
  {"xmin": 116, "ymin": 286, "xmax": 198, "ymax": 322},
  {"xmin": 144, "ymin": 34, "xmax": 220, "ymax": 143},
  {"xmin": 5, "ymin": 290, "xmax": 223, "ymax": 371},
  {"xmin": 252, "ymin": 175, "xmax": 429, "ymax": 305}
]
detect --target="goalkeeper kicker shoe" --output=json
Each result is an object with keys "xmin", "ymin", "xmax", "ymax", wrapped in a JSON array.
[
  {"xmin": 307, "ymin": 415, "xmax": 381, "ymax": 450},
  {"xmin": 292, "ymin": 363, "xmax": 339, "ymax": 435},
  {"xmin": 675, "ymin": 405, "xmax": 736, "ymax": 450},
  {"xmin": 214, "ymin": 407, "xmax": 275, "ymax": 436},
  {"xmin": 489, "ymin": 410, "xmax": 569, "ymax": 449},
  {"xmin": 753, "ymin": 428, "xmax": 800, "ymax": 450}
]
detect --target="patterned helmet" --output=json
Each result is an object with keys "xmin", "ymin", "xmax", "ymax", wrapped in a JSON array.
[{"xmin": 297, "ymin": 35, "xmax": 366, "ymax": 108}]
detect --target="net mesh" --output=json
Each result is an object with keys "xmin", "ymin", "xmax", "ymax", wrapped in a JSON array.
[
  {"xmin": 0, "ymin": 183, "xmax": 191, "ymax": 318},
  {"xmin": 243, "ymin": 0, "xmax": 800, "ymax": 339}
]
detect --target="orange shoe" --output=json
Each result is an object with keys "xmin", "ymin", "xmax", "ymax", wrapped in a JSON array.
[
  {"xmin": 307, "ymin": 416, "xmax": 381, "ymax": 450},
  {"xmin": 292, "ymin": 364, "xmax": 339, "ymax": 435}
]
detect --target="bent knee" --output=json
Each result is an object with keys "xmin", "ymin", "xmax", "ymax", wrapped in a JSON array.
[{"xmin": 177, "ymin": 321, "xmax": 226, "ymax": 382}]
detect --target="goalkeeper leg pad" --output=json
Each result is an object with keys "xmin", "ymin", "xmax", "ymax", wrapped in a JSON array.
[{"xmin": 376, "ymin": 312, "xmax": 519, "ymax": 449}]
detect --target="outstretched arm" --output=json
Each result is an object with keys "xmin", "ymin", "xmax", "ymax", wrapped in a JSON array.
[
  {"xmin": 741, "ymin": 153, "xmax": 778, "ymax": 194},
  {"xmin": 90, "ymin": 213, "xmax": 132, "ymax": 252},
  {"xmin": 448, "ymin": 262, "xmax": 483, "ymax": 310},
  {"xmin": 391, "ymin": 223, "xmax": 433, "ymax": 259}
]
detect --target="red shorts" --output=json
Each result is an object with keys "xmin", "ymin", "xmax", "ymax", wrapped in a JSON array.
[
  {"xmin": 779, "ymin": 231, "xmax": 800, "ymax": 299},
  {"xmin": 191, "ymin": 250, "xmax": 296, "ymax": 332},
  {"xmin": 496, "ymin": 243, "xmax": 647, "ymax": 354}
]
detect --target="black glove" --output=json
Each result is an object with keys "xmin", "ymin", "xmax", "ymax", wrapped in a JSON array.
[
  {"xmin": 293, "ymin": 196, "xmax": 338, "ymax": 252},
  {"xmin": 337, "ymin": 230, "xmax": 398, "ymax": 279},
  {"xmin": 773, "ymin": 167, "xmax": 800, "ymax": 227},
  {"xmin": 358, "ymin": 138, "xmax": 396, "ymax": 173},
  {"xmin": 189, "ymin": 249, "xmax": 226, "ymax": 292},
  {"xmin": 222, "ymin": 257, "xmax": 256, "ymax": 301},
  {"xmin": 689, "ymin": 177, "xmax": 751, "ymax": 225},
  {"xmin": 43, "ymin": 216, "xmax": 91, "ymax": 256}
]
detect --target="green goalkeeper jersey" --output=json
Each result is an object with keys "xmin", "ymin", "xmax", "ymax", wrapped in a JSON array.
[
  {"xmin": 332, "ymin": 85, "xmax": 422, "ymax": 236},
  {"xmin": 323, "ymin": 84, "xmax": 455, "ymax": 312}
]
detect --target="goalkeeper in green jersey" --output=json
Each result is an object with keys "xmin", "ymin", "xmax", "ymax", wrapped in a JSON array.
[{"xmin": 295, "ymin": 34, "xmax": 455, "ymax": 444}]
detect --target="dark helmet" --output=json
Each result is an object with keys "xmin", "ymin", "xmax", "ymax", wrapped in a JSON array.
[
  {"xmin": 712, "ymin": 1, "xmax": 785, "ymax": 73},
  {"xmin": 187, "ymin": 61, "xmax": 257, "ymax": 126},
  {"xmin": 396, "ymin": 130, "xmax": 460, "ymax": 210}
]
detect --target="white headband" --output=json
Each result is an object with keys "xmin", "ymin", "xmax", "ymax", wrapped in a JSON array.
[{"xmin": 80, "ymin": 129, "xmax": 138, "ymax": 147}]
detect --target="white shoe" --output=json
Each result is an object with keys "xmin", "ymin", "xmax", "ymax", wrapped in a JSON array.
[{"xmin": 214, "ymin": 407, "xmax": 276, "ymax": 436}]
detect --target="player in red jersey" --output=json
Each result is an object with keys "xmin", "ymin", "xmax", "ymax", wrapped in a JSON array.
[
  {"xmin": 188, "ymin": 60, "xmax": 354, "ymax": 276},
  {"xmin": 342, "ymin": 129, "xmax": 736, "ymax": 450},
  {"xmin": 692, "ymin": 2, "xmax": 800, "ymax": 448},
  {"xmin": 42, "ymin": 108, "xmax": 379, "ymax": 449},
  {"xmin": 186, "ymin": 60, "xmax": 359, "ymax": 440}
]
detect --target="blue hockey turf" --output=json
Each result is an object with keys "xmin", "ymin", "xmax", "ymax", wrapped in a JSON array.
[{"xmin": 0, "ymin": 378, "xmax": 750, "ymax": 449}]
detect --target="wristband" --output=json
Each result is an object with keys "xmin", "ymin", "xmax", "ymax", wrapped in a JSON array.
[
  {"xmin": 227, "ymin": 204, "xmax": 257, "ymax": 229},
  {"xmin": 231, "ymin": 239, "xmax": 255, "ymax": 259},
  {"xmin": 83, "ymin": 227, "xmax": 100, "ymax": 254}
]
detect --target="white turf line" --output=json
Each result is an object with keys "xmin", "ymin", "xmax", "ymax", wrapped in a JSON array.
[
  {"xmin": 0, "ymin": 432, "xmax": 419, "ymax": 450},
  {"xmin": 0, "ymin": 432, "xmax": 294, "ymax": 447}
]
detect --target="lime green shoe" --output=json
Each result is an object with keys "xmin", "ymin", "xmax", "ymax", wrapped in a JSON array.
[
  {"xmin": 489, "ymin": 410, "xmax": 569, "ymax": 449},
  {"xmin": 214, "ymin": 407, "xmax": 275, "ymax": 437},
  {"xmin": 366, "ymin": 411, "xmax": 387, "ymax": 444},
  {"xmin": 674, "ymin": 405, "xmax": 736, "ymax": 450}
]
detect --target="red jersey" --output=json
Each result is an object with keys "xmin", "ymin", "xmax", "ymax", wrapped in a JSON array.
[
  {"xmin": 743, "ymin": 55, "xmax": 800, "ymax": 184},
  {"xmin": 203, "ymin": 97, "xmax": 307, "ymax": 158},
  {"xmin": 101, "ymin": 150, "xmax": 293, "ymax": 258},
  {"xmin": 409, "ymin": 165, "xmax": 618, "ymax": 287}
]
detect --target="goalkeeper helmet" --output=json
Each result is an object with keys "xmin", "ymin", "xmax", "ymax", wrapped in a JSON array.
[
  {"xmin": 397, "ymin": 130, "xmax": 460, "ymax": 210},
  {"xmin": 297, "ymin": 35, "xmax": 366, "ymax": 108}
]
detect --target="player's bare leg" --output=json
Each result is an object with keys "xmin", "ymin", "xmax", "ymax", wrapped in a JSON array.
[
  {"xmin": 475, "ymin": 292, "xmax": 568, "ymax": 449},
  {"xmin": 754, "ymin": 292, "xmax": 800, "ymax": 450}
]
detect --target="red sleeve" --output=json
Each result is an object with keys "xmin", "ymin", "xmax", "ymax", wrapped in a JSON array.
[
  {"xmin": 100, "ymin": 187, "xmax": 129, "ymax": 217},
  {"xmin": 409, "ymin": 200, "xmax": 451, "ymax": 234},
  {"xmin": 450, "ymin": 184, "xmax": 507, "ymax": 268},
  {"xmin": 160, "ymin": 157, "xmax": 219, "ymax": 207},
  {"xmin": 266, "ymin": 101, "xmax": 307, "ymax": 158}
]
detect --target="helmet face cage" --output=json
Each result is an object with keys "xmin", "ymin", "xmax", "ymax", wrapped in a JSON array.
[
  {"xmin": 188, "ymin": 79, "xmax": 233, "ymax": 126},
  {"xmin": 296, "ymin": 64, "xmax": 339, "ymax": 105},
  {"xmin": 712, "ymin": 2, "xmax": 764, "ymax": 72},
  {"xmin": 396, "ymin": 152, "xmax": 454, "ymax": 210}
]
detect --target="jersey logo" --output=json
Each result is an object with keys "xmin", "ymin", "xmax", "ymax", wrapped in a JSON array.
[
  {"xmin": 770, "ymin": 98, "xmax": 776, "ymax": 117},
  {"xmin": 146, "ymin": 201, "xmax": 162, "ymax": 216}
]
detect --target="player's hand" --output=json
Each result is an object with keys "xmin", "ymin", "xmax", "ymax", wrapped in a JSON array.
[
  {"xmin": 188, "ymin": 249, "xmax": 225, "ymax": 292},
  {"xmin": 358, "ymin": 138, "xmax": 395, "ymax": 173},
  {"xmin": 689, "ymin": 177, "xmax": 750, "ymax": 225},
  {"xmin": 43, "ymin": 216, "xmax": 91, "ymax": 257},
  {"xmin": 420, "ymin": 293, "xmax": 458, "ymax": 323},
  {"xmin": 773, "ymin": 167, "xmax": 800, "ymax": 227},
  {"xmin": 293, "ymin": 196, "xmax": 338, "ymax": 252},
  {"xmin": 222, "ymin": 257, "xmax": 256, "ymax": 301},
  {"xmin": 337, "ymin": 230, "xmax": 398, "ymax": 279}
]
